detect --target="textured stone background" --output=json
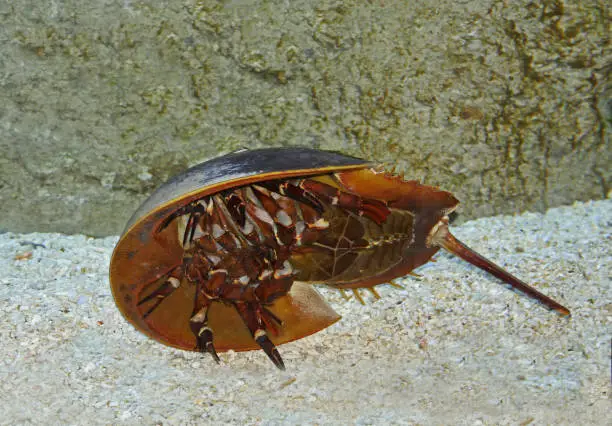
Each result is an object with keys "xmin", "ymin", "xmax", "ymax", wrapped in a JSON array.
[{"xmin": 0, "ymin": 0, "xmax": 609, "ymax": 236}]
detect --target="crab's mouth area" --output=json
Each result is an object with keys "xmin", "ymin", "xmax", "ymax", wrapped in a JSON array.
[{"xmin": 425, "ymin": 215, "xmax": 450, "ymax": 248}]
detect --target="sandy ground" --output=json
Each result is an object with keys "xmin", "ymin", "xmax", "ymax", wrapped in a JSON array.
[{"xmin": 0, "ymin": 200, "xmax": 609, "ymax": 425}]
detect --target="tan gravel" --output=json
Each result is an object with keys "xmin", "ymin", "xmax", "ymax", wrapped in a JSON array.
[{"xmin": 0, "ymin": 200, "xmax": 609, "ymax": 425}]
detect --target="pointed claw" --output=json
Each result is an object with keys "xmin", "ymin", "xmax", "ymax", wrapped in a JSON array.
[
  {"xmin": 208, "ymin": 347, "xmax": 221, "ymax": 364},
  {"xmin": 255, "ymin": 332, "xmax": 285, "ymax": 370},
  {"xmin": 234, "ymin": 302, "xmax": 288, "ymax": 369},
  {"xmin": 190, "ymin": 305, "xmax": 221, "ymax": 364},
  {"xmin": 197, "ymin": 328, "xmax": 221, "ymax": 364}
]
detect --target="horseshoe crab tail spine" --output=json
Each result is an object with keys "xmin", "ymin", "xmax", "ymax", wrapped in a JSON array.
[{"xmin": 432, "ymin": 221, "xmax": 570, "ymax": 317}]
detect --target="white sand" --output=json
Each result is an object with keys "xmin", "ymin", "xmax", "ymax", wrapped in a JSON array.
[{"xmin": 1, "ymin": 200, "xmax": 609, "ymax": 425}]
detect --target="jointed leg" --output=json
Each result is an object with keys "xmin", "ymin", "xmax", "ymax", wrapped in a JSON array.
[
  {"xmin": 258, "ymin": 180, "xmax": 324, "ymax": 213},
  {"xmin": 299, "ymin": 179, "xmax": 390, "ymax": 225},
  {"xmin": 234, "ymin": 301, "xmax": 285, "ymax": 370},
  {"xmin": 158, "ymin": 200, "xmax": 207, "ymax": 246},
  {"xmin": 137, "ymin": 269, "xmax": 182, "ymax": 318},
  {"xmin": 190, "ymin": 301, "xmax": 220, "ymax": 364}
]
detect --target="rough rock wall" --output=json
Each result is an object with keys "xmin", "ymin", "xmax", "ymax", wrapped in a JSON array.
[{"xmin": 0, "ymin": 0, "xmax": 609, "ymax": 236}]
